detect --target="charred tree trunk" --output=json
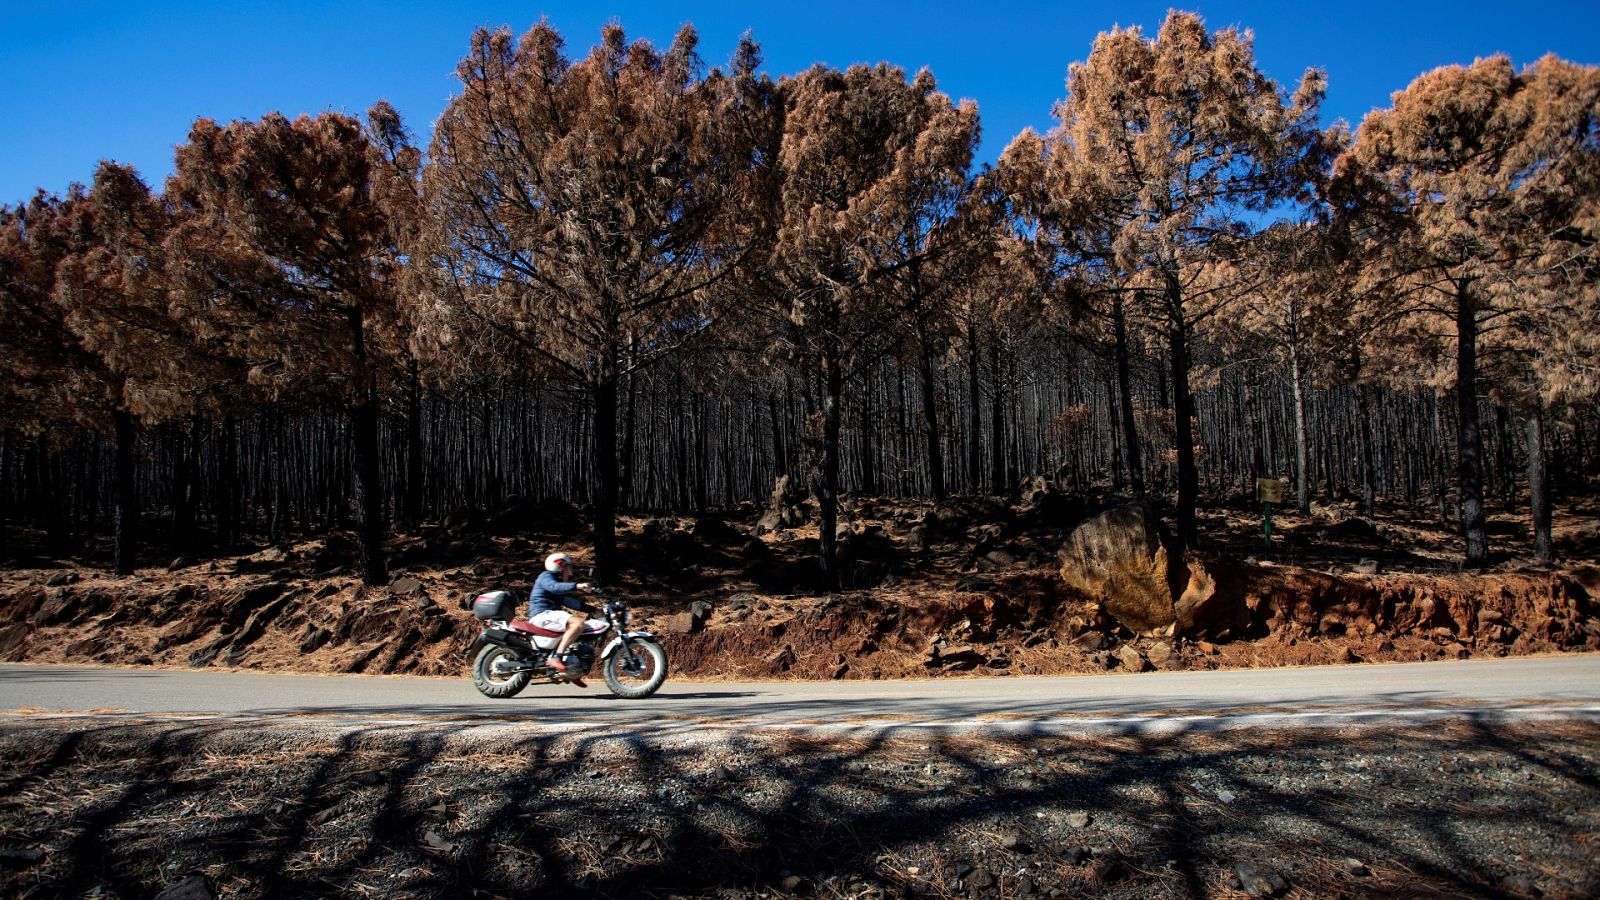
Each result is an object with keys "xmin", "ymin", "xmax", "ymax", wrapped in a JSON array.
[
  {"xmin": 218, "ymin": 416, "xmax": 239, "ymax": 548},
  {"xmin": 988, "ymin": 336, "xmax": 1005, "ymax": 495},
  {"xmin": 672, "ymin": 373, "xmax": 690, "ymax": 512},
  {"xmin": 1527, "ymin": 402, "xmax": 1552, "ymax": 565},
  {"xmin": 916, "ymin": 326, "xmax": 946, "ymax": 501},
  {"xmin": 1113, "ymin": 292, "xmax": 1145, "ymax": 498},
  {"xmin": 0, "ymin": 431, "xmax": 9, "ymax": 561},
  {"xmin": 966, "ymin": 316, "xmax": 982, "ymax": 491},
  {"xmin": 857, "ymin": 368, "xmax": 879, "ymax": 496},
  {"xmin": 1357, "ymin": 382, "xmax": 1376, "ymax": 518},
  {"xmin": 1290, "ymin": 341, "xmax": 1311, "ymax": 515},
  {"xmin": 592, "ymin": 375, "xmax": 620, "ymax": 583},
  {"xmin": 171, "ymin": 422, "xmax": 195, "ymax": 552},
  {"xmin": 1432, "ymin": 395, "xmax": 1449, "ymax": 526},
  {"xmin": 768, "ymin": 391, "xmax": 787, "ymax": 481},
  {"xmin": 267, "ymin": 414, "xmax": 287, "ymax": 543},
  {"xmin": 351, "ymin": 397, "xmax": 387, "ymax": 584},
  {"xmin": 691, "ymin": 393, "xmax": 709, "ymax": 510},
  {"xmin": 619, "ymin": 366, "xmax": 638, "ymax": 510},
  {"xmin": 403, "ymin": 358, "xmax": 424, "ymax": 526},
  {"xmin": 1495, "ymin": 404, "xmax": 1516, "ymax": 512},
  {"xmin": 818, "ymin": 351, "xmax": 844, "ymax": 592},
  {"xmin": 1454, "ymin": 281, "xmax": 1489, "ymax": 565},
  {"xmin": 1242, "ymin": 374, "xmax": 1264, "ymax": 487},
  {"xmin": 1165, "ymin": 272, "xmax": 1200, "ymax": 551},
  {"xmin": 44, "ymin": 440, "xmax": 68, "ymax": 553},
  {"xmin": 113, "ymin": 408, "xmax": 138, "ymax": 577},
  {"xmin": 349, "ymin": 307, "xmax": 389, "ymax": 586}
]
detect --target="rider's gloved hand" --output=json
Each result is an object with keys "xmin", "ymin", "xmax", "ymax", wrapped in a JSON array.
[{"xmin": 577, "ymin": 582, "xmax": 593, "ymax": 591}]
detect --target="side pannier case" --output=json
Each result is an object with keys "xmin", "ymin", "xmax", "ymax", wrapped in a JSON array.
[{"xmin": 471, "ymin": 590, "xmax": 517, "ymax": 620}]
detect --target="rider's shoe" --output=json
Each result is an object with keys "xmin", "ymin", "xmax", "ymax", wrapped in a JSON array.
[
  {"xmin": 546, "ymin": 654, "xmax": 568, "ymax": 673},
  {"xmin": 571, "ymin": 677, "xmax": 588, "ymax": 688}
]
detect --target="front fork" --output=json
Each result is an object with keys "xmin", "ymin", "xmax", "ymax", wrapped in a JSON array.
[{"xmin": 601, "ymin": 633, "xmax": 658, "ymax": 674}]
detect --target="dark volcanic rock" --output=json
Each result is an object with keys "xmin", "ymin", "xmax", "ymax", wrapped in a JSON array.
[
  {"xmin": 389, "ymin": 576, "xmax": 424, "ymax": 596},
  {"xmin": 300, "ymin": 627, "xmax": 332, "ymax": 653},
  {"xmin": 668, "ymin": 612, "xmax": 704, "ymax": 634}
]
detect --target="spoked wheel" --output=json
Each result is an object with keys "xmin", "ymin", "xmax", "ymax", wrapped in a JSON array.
[
  {"xmin": 472, "ymin": 645, "xmax": 532, "ymax": 698},
  {"xmin": 602, "ymin": 639, "xmax": 668, "ymax": 699}
]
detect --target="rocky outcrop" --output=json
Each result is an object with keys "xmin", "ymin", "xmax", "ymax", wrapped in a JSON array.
[
  {"xmin": 920, "ymin": 496, "xmax": 1009, "ymax": 543},
  {"xmin": 1057, "ymin": 504, "xmax": 1188, "ymax": 634},
  {"xmin": 755, "ymin": 476, "xmax": 810, "ymax": 535}
]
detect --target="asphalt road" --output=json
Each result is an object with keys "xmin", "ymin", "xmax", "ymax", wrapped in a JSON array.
[{"xmin": 3, "ymin": 655, "xmax": 1598, "ymax": 733}]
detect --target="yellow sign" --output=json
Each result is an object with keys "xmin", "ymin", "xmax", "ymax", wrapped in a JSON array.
[{"xmin": 1256, "ymin": 478, "xmax": 1283, "ymax": 504}]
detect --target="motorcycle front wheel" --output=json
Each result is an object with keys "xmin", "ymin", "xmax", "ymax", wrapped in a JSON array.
[
  {"xmin": 602, "ymin": 639, "xmax": 668, "ymax": 699},
  {"xmin": 472, "ymin": 644, "xmax": 532, "ymax": 698}
]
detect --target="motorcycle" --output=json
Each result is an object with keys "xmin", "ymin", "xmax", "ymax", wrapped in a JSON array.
[{"xmin": 462, "ymin": 585, "xmax": 668, "ymax": 699}]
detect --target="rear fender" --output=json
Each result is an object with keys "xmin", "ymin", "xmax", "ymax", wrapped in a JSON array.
[{"xmin": 601, "ymin": 631, "xmax": 658, "ymax": 659}]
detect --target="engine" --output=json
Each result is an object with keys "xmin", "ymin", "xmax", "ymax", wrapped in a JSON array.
[{"xmin": 560, "ymin": 643, "xmax": 597, "ymax": 676}]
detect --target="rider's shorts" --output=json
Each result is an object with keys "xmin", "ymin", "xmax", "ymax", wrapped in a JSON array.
[
  {"xmin": 530, "ymin": 609, "xmax": 575, "ymax": 631},
  {"xmin": 530, "ymin": 610, "xmax": 608, "ymax": 634}
]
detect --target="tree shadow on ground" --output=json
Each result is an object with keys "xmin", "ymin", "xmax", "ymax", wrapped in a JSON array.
[{"xmin": 1, "ymin": 717, "xmax": 1597, "ymax": 898}]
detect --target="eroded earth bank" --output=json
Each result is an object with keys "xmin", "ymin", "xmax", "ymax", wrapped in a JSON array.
[{"xmin": 1, "ymin": 492, "xmax": 1596, "ymax": 682}]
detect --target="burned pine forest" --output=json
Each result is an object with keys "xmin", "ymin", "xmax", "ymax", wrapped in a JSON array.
[{"xmin": 2, "ymin": 13, "xmax": 1598, "ymax": 590}]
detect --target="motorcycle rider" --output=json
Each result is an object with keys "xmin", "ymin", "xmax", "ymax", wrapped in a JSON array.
[{"xmin": 529, "ymin": 551, "xmax": 594, "ymax": 684}]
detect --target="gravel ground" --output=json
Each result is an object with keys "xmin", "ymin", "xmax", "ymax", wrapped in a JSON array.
[{"xmin": 0, "ymin": 717, "xmax": 1596, "ymax": 899}]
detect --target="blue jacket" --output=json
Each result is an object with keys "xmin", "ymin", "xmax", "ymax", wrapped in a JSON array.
[{"xmin": 529, "ymin": 570, "xmax": 584, "ymax": 615}]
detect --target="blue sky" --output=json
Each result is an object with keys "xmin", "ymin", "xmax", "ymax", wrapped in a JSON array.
[{"xmin": 2, "ymin": 1, "xmax": 1596, "ymax": 202}]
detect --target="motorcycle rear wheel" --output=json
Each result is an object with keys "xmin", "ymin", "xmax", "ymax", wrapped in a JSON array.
[
  {"xmin": 602, "ymin": 639, "xmax": 668, "ymax": 699},
  {"xmin": 472, "ymin": 645, "xmax": 532, "ymax": 698}
]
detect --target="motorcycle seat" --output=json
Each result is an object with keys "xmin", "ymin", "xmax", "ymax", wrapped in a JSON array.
[
  {"xmin": 508, "ymin": 620, "xmax": 566, "ymax": 638},
  {"xmin": 509, "ymin": 618, "xmax": 612, "ymax": 638}
]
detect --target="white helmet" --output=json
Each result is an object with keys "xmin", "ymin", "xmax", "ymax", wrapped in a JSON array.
[{"xmin": 544, "ymin": 551, "xmax": 571, "ymax": 573}]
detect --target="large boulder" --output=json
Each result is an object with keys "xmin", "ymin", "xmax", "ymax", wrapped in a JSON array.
[{"xmin": 1057, "ymin": 504, "xmax": 1185, "ymax": 634}]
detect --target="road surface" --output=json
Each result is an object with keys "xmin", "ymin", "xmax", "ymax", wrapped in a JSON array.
[{"xmin": 3, "ymin": 655, "xmax": 1597, "ymax": 733}]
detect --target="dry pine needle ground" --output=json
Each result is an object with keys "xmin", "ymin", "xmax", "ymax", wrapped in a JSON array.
[{"xmin": 0, "ymin": 718, "xmax": 1595, "ymax": 898}]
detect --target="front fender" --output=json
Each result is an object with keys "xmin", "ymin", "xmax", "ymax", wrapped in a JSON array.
[{"xmin": 601, "ymin": 631, "xmax": 658, "ymax": 659}]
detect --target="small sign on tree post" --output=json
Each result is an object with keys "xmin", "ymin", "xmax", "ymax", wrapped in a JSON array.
[{"xmin": 1256, "ymin": 477, "xmax": 1283, "ymax": 551}]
